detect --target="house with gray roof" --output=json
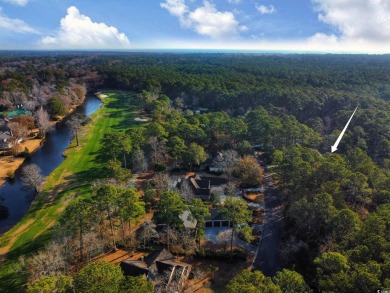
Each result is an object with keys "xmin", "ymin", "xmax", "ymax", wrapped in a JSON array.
[
  {"xmin": 177, "ymin": 174, "xmax": 227, "ymax": 201},
  {"xmin": 120, "ymin": 248, "xmax": 192, "ymax": 291}
]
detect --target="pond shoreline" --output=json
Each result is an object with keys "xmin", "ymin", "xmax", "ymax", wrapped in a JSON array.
[
  {"xmin": 0, "ymin": 95, "xmax": 96, "ymax": 187},
  {"xmin": 0, "ymin": 93, "xmax": 103, "ymax": 235}
]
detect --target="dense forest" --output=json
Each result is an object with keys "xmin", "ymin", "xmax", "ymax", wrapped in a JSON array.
[
  {"xmin": 97, "ymin": 53, "xmax": 390, "ymax": 164},
  {"xmin": 0, "ymin": 53, "xmax": 389, "ymax": 292}
]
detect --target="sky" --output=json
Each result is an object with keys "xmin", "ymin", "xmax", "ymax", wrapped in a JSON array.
[{"xmin": 0, "ymin": 0, "xmax": 389, "ymax": 53}]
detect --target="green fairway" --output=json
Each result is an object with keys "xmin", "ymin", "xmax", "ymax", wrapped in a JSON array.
[{"xmin": 0, "ymin": 91, "xmax": 142, "ymax": 292}]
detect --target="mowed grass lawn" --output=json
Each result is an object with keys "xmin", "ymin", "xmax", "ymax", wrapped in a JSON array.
[{"xmin": 0, "ymin": 91, "xmax": 143, "ymax": 292}]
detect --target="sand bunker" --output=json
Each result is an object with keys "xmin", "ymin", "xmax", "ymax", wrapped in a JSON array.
[{"xmin": 134, "ymin": 117, "xmax": 149, "ymax": 122}]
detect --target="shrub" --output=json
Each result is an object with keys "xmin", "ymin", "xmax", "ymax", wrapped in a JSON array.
[
  {"xmin": 154, "ymin": 163, "xmax": 166, "ymax": 172},
  {"xmin": 22, "ymin": 147, "xmax": 31, "ymax": 158}
]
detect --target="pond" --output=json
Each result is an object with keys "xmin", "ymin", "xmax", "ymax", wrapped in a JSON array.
[{"xmin": 0, "ymin": 94, "xmax": 102, "ymax": 235}]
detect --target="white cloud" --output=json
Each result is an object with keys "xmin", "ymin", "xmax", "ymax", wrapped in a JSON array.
[
  {"xmin": 0, "ymin": 8, "xmax": 38, "ymax": 33},
  {"xmin": 256, "ymin": 4, "xmax": 277, "ymax": 15},
  {"xmin": 311, "ymin": 0, "xmax": 390, "ymax": 43},
  {"xmin": 189, "ymin": 1, "xmax": 246, "ymax": 38},
  {"xmin": 2, "ymin": 0, "xmax": 28, "ymax": 6},
  {"xmin": 160, "ymin": 0, "xmax": 191, "ymax": 27},
  {"xmin": 161, "ymin": 0, "xmax": 245, "ymax": 39},
  {"xmin": 160, "ymin": 0, "xmax": 188, "ymax": 17},
  {"xmin": 308, "ymin": 32, "xmax": 338, "ymax": 44},
  {"xmin": 40, "ymin": 6, "xmax": 131, "ymax": 49}
]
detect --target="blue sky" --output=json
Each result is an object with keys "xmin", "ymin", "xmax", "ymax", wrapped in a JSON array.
[{"xmin": 0, "ymin": 0, "xmax": 389, "ymax": 53}]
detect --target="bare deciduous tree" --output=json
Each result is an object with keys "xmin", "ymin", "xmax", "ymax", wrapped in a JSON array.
[
  {"xmin": 179, "ymin": 229, "xmax": 197, "ymax": 256},
  {"xmin": 179, "ymin": 179, "xmax": 194, "ymax": 202},
  {"xmin": 155, "ymin": 267, "xmax": 183, "ymax": 292},
  {"xmin": 24, "ymin": 100, "xmax": 38, "ymax": 111},
  {"xmin": 148, "ymin": 136, "xmax": 169, "ymax": 166},
  {"xmin": 223, "ymin": 181, "xmax": 239, "ymax": 197},
  {"xmin": 67, "ymin": 115, "xmax": 84, "ymax": 146},
  {"xmin": 138, "ymin": 221, "xmax": 158, "ymax": 249},
  {"xmin": 8, "ymin": 121, "xmax": 28, "ymax": 140},
  {"xmin": 26, "ymin": 242, "xmax": 67, "ymax": 282},
  {"xmin": 90, "ymin": 178, "xmax": 121, "ymax": 191},
  {"xmin": 153, "ymin": 172, "xmax": 170, "ymax": 194},
  {"xmin": 59, "ymin": 95, "xmax": 72, "ymax": 111},
  {"xmin": 21, "ymin": 164, "xmax": 45, "ymax": 194},
  {"xmin": 11, "ymin": 92, "xmax": 27, "ymax": 105},
  {"xmin": 131, "ymin": 148, "xmax": 148, "ymax": 173},
  {"xmin": 8, "ymin": 122, "xmax": 28, "ymax": 155},
  {"xmin": 0, "ymin": 92, "xmax": 12, "ymax": 109},
  {"xmin": 13, "ymin": 115, "xmax": 35, "ymax": 134},
  {"xmin": 83, "ymin": 232, "xmax": 105, "ymax": 263},
  {"xmin": 158, "ymin": 226, "xmax": 179, "ymax": 252},
  {"xmin": 71, "ymin": 83, "xmax": 87, "ymax": 103},
  {"xmin": 53, "ymin": 234, "xmax": 78, "ymax": 266},
  {"xmin": 35, "ymin": 107, "xmax": 52, "ymax": 137},
  {"xmin": 213, "ymin": 149, "xmax": 239, "ymax": 179}
]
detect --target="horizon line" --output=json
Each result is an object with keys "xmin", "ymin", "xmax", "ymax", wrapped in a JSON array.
[{"xmin": 0, "ymin": 48, "xmax": 389, "ymax": 55}]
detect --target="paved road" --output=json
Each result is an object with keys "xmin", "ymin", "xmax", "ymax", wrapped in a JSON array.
[{"xmin": 252, "ymin": 172, "xmax": 284, "ymax": 276}]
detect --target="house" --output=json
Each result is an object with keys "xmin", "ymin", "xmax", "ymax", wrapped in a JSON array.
[
  {"xmin": 120, "ymin": 248, "xmax": 192, "ymax": 290},
  {"xmin": 204, "ymin": 208, "xmax": 230, "ymax": 228},
  {"xmin": 174, "ymin": 174, "xmax": 227, "ymax": 201},
  {"xmin": 208, "ymin": 152, "xmax": 224, "ymax": 174},
  {"xmin": 199, "ymin": 176, "xmax": 227, "ymax": 200},
  {"xmin": 189, "ymin": 175, "xmax": 211, "ymax": 200},
  {"xmin": 0, "ymin": 123, "xmax": 14, "ymax": 150},
  {"xmin": 183, "ymin": 175, "xmax": 227, "ymax": 201}
]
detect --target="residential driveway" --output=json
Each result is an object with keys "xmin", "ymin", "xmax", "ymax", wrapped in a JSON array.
[
  {"xmin": 205, "ymin": 227, "xmax": 230, "ymax": 243},
  {"xmin": 204, "ymin": 227, "xmax": 257, "ymax": 254}
]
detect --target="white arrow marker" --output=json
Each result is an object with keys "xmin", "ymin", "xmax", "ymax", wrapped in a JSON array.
[{"xmin": 331, "ymin": 106, "xmax": 359, "ymax": 153}]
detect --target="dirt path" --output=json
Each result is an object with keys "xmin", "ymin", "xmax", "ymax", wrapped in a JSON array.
[{"xmin": 252, "ymin": 169, "xmax": 284, "ymax": 276}]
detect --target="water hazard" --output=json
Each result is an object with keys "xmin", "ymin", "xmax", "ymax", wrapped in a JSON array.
[{"xmin": 0, "ymin": 94, "xmax": 102, "ymax": 234}]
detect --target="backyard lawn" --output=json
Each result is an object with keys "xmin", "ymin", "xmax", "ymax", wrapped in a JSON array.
[{"xmin": 0, "ymin": 91, "xmax": 143, "ymax": 292}]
